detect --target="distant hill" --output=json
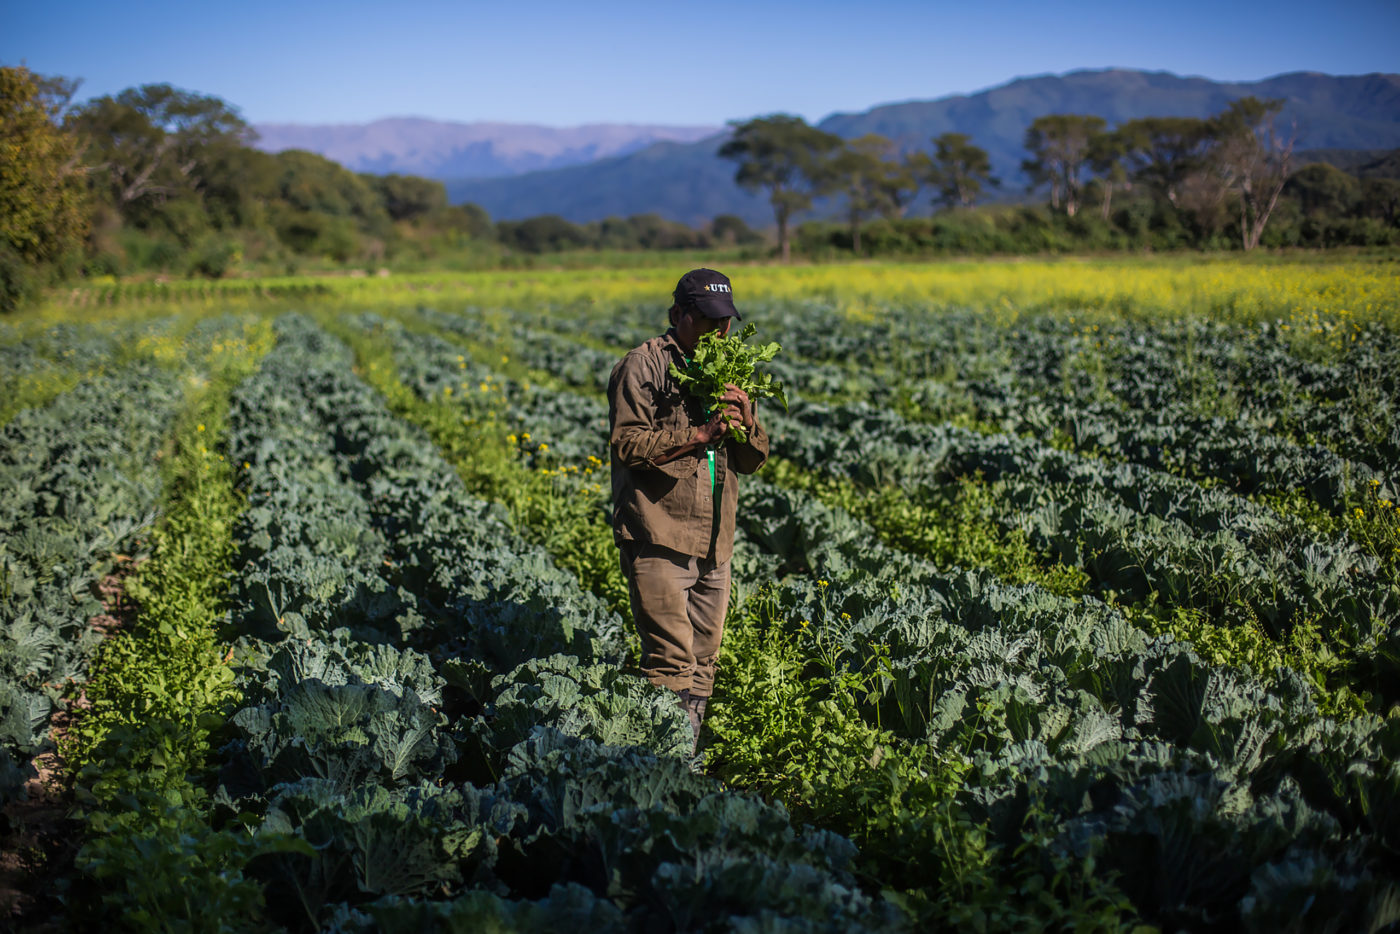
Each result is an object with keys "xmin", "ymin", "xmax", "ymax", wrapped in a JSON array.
[
  {"xmin": 250, "ymin": 118, "xmax": 720, "ymax": 179},
  {"xmin": 447, "ymin": 69, "xmax": 1400, "ymax": 225},
  {"xmin": 1296, "ymin": 148, "xmax": 1400, "ymax": 179}
]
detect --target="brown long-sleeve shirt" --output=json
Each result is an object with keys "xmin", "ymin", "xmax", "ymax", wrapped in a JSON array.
[{"xmin": 608, "ymin": 328, "xmax": 769, "ymax": 562}]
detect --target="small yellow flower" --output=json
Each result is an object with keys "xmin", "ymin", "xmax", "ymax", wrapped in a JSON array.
[
  {"xmin": 197, "ymin": 424, "xmax": 205, "ymax": 432},
  {"xmin": 243, "ymin": 461, "xmax": 251, "ymax": 469},
  {"xmin": 507, "ymin": 434, "xmax": 518, "ymax": 444},
  {"xmin": 538, "ymin": 443, "xmax": 548, "ymax": 452},
  {"xmin": 818, "ymin": 579, "xmax": 829, "ymax": 588}
]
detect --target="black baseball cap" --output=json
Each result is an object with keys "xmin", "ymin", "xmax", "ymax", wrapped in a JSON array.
[{"xmin": 673, "ymin": 268, "xmax": 741, "ymax": 320}]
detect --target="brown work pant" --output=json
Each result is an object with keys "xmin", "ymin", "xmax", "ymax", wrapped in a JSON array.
[{"xmin": 619, "ymin": 542, "xmax": 730, "ymax": 697}]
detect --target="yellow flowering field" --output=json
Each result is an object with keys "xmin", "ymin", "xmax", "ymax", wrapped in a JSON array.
[{"xmin": 30, "ymin": 254, "xmax": 1400, "ymax": 336}]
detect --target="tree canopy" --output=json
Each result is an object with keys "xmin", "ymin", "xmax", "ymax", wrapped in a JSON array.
[
  {"xmin": 719, "ymin": 114, "xmax": 842, "ymax": 262},
  {"xmin": 0, "ymin": 66, "xmax": 88, "ymax": 310}
]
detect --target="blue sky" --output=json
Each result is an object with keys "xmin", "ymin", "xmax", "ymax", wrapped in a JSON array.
[{"xmin": 5, "ymin": 0, "xmax": 1398, "ymax": 127}]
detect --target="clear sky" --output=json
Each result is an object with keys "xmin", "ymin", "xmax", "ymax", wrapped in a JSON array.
[{"xmin": 5, "ymin": 0, "xmax": 1398, "ymax": 127}]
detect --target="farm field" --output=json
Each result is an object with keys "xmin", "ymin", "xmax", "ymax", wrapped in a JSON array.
[{"xmin": 2, "ymin": 255, "xmax": 1399, "ymax": 931}]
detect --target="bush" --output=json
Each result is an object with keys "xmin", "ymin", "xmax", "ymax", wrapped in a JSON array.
[
  {"xmin": 0, "ymin": 244, "xmax": 39, "ymax": 314},
  {"xmin": 188, "ymin": 236, "xmax": 239, "ymax": 279}
]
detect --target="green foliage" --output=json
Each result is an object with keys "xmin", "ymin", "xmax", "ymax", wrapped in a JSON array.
[
  {"xmin": 65, "ymin": 320, "xmax": 271, "ymax": 787},
  {"xmin": 364, "ymin": 173, "xmax": 448, "ymax": 222},
  {"xmin": 17, "ymin": 295, "xmax": 1400, "ymax": 932},
  {"xmin": 669, "ymin": 322, "xmax": 788, "ymax": 442},
  {"xmin": 720, "ymin": 114, "xmax": 844, "ymax": 260},
  {"xmin": 818, "ymin": 134, "xmax": 917, "ymax": 252},
  {"xmin": 919, "ymin": 131, "xmax": 1000, "ymax": 209},
  {"xmin": 0, "ymin": 354, "xmax": 193, "ymax": 804},
  {"xmin": 1022, "ymin": 113, "xmax": 1108, "ymax": 216},
  {"xmin": 67, "ymin": 83, "xmax": 251, "ymax": 233},
  {"xmin": 0, "ymin": 243, "xmax": 40, "ymax": 315},
  {"xmin": 320, "ymin": 312, "xmax": 632, "ymax": 623},
  {"xmin": 76, "ymin": 787, "xmax": 309, "ymax": 933},
  {"xmin": 0, "ymin": 66, "xmax": 87, "ymax": 309},
  {"xmin": 765, "ymin": 459, "xmax": 1090, "ymax": 598}
]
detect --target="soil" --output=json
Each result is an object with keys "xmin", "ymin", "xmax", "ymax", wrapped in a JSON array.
[{"xmin": 0, "ymin": 557, "xmax": 142, "ymax": 931}]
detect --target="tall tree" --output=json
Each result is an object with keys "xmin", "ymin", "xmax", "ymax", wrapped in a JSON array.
[
  {"xmin": 921, "ymin": 132, "xmax": 999, "ymax": 209},
  {"xmin": 719, "ymin": 114, "xmax": 841, "ymax": 262},
  {"xmin": 1021, "ymin": 114, "xmax": 1106, "ymax": 217},
  {"xmin": 366, "ymin": 173, "xmax": 448, "ymax": 222},
  {"xmin": 1209, "ymin": 96, "xmax": 1295, "ymax": 251},
  {"xmin": 68, "ymin": 84, "xmax": 251, "ymax": 219},
  {"xmin": 1087, "ymin": 130, "xmax": 1128, "ymax": 220},
  {"xmin": 1115, "ymin": 116, "xmax": 1212, "ymax": 207},
  {"xmin": 819, "ymin": 134, "xmax": 915, "ymax": 253},
  {"xmin": 0, "ymin": 66, "xmax": 88, "ymax": 309}
]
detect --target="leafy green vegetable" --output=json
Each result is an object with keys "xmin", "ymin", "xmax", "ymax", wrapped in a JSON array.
[{"xmin": 669, "ymin": 322, "xmax": 788, "ymax": 443}]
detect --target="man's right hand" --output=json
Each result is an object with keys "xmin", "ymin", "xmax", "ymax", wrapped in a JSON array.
[{"xmin": 696, "ymin": 405, "xmax": 743, "ymax": 445}]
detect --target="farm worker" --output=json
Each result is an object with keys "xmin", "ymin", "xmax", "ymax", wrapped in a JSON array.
[{"xmin": 607, "ymin": 268, "xmax": 769, "ymax": 756}]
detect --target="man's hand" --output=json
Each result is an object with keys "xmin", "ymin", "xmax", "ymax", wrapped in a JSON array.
[
  {"xmin": 657, "ymin": 386, "xmax": 758, "ymax": 462},
  {"xmin": 695, "ymin": 405, "xmax": 742, "ymax": 445},
  {"xmin": 720, "ymin": 383, "xmax": 756, "ymax": 432}
]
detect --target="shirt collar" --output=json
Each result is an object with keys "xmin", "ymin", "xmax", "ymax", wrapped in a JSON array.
[{"xmin": 661, "ymin": 327, "xmax": 688, "ymax": 361}]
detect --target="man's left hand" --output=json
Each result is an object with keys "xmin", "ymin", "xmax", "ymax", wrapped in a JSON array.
[{"xmin": 720, "ymin": 383, "xmax": 756, "ymax": 432}]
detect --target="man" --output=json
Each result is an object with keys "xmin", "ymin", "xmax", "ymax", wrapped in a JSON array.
[{"xmin": 607, "ymin": 268, "xmax": 769, "ymax": 755}]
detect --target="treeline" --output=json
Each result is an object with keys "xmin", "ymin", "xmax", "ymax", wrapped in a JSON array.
[
  {"xmin": 0, "ymin": 67, "xmax": 765, "ymax": 311},
  {"xmin": 5, "ymin": 64, "xmax": 1400, "ymax": 311},
  {"xmin": 722, "ymin": 105, "xmax": 1400, "ymax": 259}
]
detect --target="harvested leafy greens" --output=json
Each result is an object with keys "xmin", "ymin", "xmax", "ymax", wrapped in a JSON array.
[{"xmin": 669, "ymin": 323, "xmax": 788, "ymax": 443}]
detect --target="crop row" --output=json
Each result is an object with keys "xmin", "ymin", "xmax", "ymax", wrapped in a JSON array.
[
  {"xmin": 766, "ymin": 402, "xmax": 1398, "ymax": 642},
  {"xmin": 0, "ymin": 315, "xmax": 253, "ymax": 807}
]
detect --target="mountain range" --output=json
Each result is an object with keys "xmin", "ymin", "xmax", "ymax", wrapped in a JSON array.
[
  {"xmin": 251, "ymin": 118, "xmax": 720, "ymax": 178},
  {"xmin": 254, "ymin": 69, "xmax": 1400, "ymax": 226}
]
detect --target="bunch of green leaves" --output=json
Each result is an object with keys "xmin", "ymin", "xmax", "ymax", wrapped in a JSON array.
[{"xmin": 669, "ymin": 322, "xmax": 787, "ymax": 443}]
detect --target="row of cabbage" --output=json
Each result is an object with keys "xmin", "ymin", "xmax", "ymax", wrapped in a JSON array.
[
  {"xmin": 192, "ymin": 315, "xmax": 888, "ymax": 931},
  {"xmin": 0, "ymin": 315, "xmax": 241, "ymax": 809},
  {"xmin": 362, "ymin": 309, "xmax": 1400, "ymax": 930}
]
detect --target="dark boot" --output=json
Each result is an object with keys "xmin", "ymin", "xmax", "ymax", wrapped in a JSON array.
[{"xmin": 676, "ymin": 689, "xmax": 707, "ymax": 756}]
